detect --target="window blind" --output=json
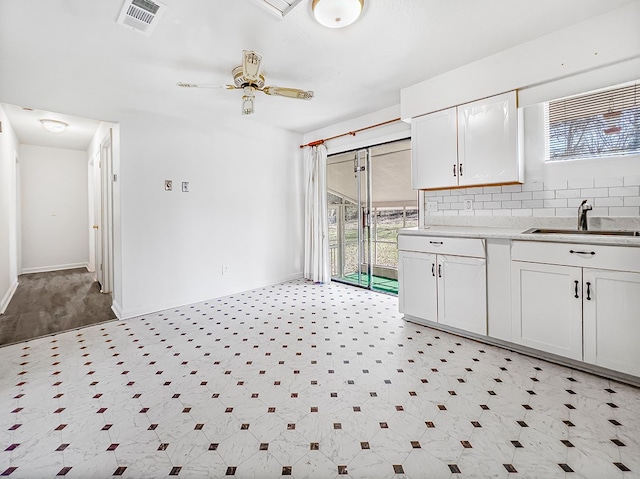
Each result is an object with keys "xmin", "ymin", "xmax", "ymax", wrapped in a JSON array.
[{"xmin": 546, "ymin": 81, "xmax": 639, "ymax": 161}]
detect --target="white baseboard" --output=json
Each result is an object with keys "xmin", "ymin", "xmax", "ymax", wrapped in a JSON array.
[
  {"xmin": 111, "ymin": 300, "xmax": 123, "ymax": 320},
  {"xmin": 118, "ymin": 272, "xmax": 305, "ymax": 320},
  {"xmin": 21, "ymin": 263, "xmax": 90, "ymax": 274},
  {"xmin": 0, "ymin": 279, "xmax": 19, "ymax": 314}
]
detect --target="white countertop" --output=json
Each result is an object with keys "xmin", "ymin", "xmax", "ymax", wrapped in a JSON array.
[{"xmin": 399, "ymin": 225, "xmax": 640, "ymax": 246}]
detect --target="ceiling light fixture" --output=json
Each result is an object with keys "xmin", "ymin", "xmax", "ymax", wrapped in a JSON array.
[
  {"xmin": 40, "ymin": 119, "xmax": 68, "ymax": 133},
  {"xmin": 312, "ymin": 0, "xmax": 363, "ymax": 28}
]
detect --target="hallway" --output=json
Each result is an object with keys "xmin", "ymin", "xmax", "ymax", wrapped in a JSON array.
[{"xmin": 0, "ymin": 268, "xmax": 116, "ymax": 346}]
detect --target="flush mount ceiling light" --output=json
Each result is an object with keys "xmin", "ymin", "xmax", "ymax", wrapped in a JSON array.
[
  {"xmin": 40, "ymin": 119, "xmax": 68, "ymax": 133},
  {"xmin": 312, "ymin": 0, "xmax": 363, "ymax": 28}
]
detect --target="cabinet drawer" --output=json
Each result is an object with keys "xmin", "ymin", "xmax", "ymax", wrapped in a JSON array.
[
  {"xmin": 399, "ymin": 235, "xmax": 485, "ymax": 258},
  {"xmin": 511, "ymin": 241, "xmax": 640, "ymax": 273}
]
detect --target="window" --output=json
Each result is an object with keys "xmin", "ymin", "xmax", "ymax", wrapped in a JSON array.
[{"xmin": 545, "ymin": 81, "xmax": 639, "ymax": 161}]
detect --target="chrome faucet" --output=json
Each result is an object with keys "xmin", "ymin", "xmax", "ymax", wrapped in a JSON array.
[{"xmin": 578, "ymin": 199, "xmax": 592, "ymax": 230}]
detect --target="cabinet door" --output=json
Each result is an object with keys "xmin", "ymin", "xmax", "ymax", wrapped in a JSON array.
[
  {"xmin": 411, "ymin": 108, "xmax": 458, "ymax": 189},
  {"xmin": 457, "ymin": 91, "xmax": 519, "ymax": 187},
  {"xmin": 398, "ymin": 251, "xmax": 437, "ymax": 322},
  {"xmin": 437, "ymin": 255, "xmax": 487, "ymax": 335},
  {"xmin": 583, "ymin": 269, "xmax": 640, "ymax": 377},
  {"xmin": 511, "ymin": 261, "xmax": 583, "ymax": 360}
]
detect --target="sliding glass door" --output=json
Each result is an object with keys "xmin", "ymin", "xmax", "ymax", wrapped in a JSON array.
[
  {"xmin": 328, "ymin": 149, "xmax": 371, "ymax": 289},
  {"xmin": 327, "ymin": 139, "xmax": 416, "ymax": 294}
]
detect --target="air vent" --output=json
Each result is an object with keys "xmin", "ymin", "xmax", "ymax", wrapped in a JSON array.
[
  {"xmin": 117, "ymin": 0, "xmax": 166, "ymax": 35},
  {"xmin": 253, "ymin": 0, "xmax": 303, "ymax": 18}
]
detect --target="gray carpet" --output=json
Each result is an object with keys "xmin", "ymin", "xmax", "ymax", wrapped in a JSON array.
[{"xmin": 0, "ymin": 268, "xmax": 116, "ymax": 346}]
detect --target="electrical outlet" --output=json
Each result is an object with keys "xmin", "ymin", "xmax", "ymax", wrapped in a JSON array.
[
  {"xmin": 164, "ymin": 180, "xmax": 172, "ymax": 191},
  {"xmin": 426, "ymin": 201, "xmax": 438, "ymax": 212},
  {"xmin": 464, "ymin": 199, "xmax": 473, "ymax": 211},
  {"xmin": 222, "ymin": 265, "xmax": 229, "ymax": 275},
  {"xmin": 182, "ymin": 181, "xmax": 189, "ymax": 192}
]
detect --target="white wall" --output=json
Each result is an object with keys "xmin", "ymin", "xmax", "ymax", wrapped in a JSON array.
[
  {"xmin": 303, "ymin": 105, "xmax": 410, "ymax": 155},
  {"xmin": 401, "ymin": 2, "xmax": 640, "ymax": 120},
  {"xmin": 0, "ymin": 104, "xmax": 19, "ymax": 313},
  {"xmin": 115, "ymin": 111, "xmax": 303, "ymax": 318},
  {"xmin": 20, "ymin": 144, "xmax": 89, "ymax": 273}
]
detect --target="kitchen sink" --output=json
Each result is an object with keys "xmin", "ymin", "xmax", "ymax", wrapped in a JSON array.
[{"xmin": 522, "ymin": 228, "xmax": 640, "ymax": 237}]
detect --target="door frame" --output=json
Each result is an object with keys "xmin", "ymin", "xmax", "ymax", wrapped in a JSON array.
[{"xmin": 94, "ymin": 129, "xmax": 114, "ymax": 294}]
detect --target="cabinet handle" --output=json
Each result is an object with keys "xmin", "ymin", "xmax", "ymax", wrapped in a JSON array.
[
  {"xmin": 459, "ymin": 164, "xmax": 463, "ymax": 176},
  {"xmin": 438, "ymin": 264, "xmax": 442, "ymax": 278},
  {"xmin": 586, "ymin": 282, "xmax": 592, "ymax": 301},
  {"xmin": 573, "ymin": 280, "xmax": 580, "ymax": 298},
  {"xmin": 453, "ymin": 164, "xmax": 457, "ymax": 177},
  {"xmin": 569, "ymin": 250, "xmax": 595, "ymax": 255},
  {"xmin": 429, "ymin": 241, "xmax": 443, "ymax": 245},
  {"xmin": 432, "ymin": 263, "xmax": 435, "ymax": 277}
]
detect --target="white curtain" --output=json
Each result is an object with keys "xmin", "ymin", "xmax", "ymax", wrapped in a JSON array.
[{"xmin": 304, "ymin": 144, "xmax": 331, "ymax": 283}]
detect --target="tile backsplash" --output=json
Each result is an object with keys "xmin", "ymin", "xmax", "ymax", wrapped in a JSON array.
[{"xmin": 424, "ymin": 175, "xmax": 640, "ymax": 219}]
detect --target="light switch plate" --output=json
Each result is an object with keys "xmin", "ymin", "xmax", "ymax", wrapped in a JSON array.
[
  {"xmin": 182, "ymin": 181, "xmax": 189, "ymax": 192},
  {"xmin": 164, "ymin": 180, "xmax": 172, "ymax": 191}
]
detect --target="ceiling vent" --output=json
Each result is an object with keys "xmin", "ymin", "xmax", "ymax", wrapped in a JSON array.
[
  {"xmin": 253, "ymin": 0, "xmax": 303, "ymax": 18},
  {"xmin": 117, "ymin": 0, "xmax": 166, "ymax": 35}
]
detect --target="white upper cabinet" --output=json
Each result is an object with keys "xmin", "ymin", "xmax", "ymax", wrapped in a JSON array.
[
  {"xmin": 457, "ymin": 91, "xmax": 519, "ymax": 187},
  {"xmin": 411, "ymin": 91, "xmax": 522, "ymax": 190},
  {"xmin": 411, "ymin": 107, "xmax": 457, "ymax": 190}
]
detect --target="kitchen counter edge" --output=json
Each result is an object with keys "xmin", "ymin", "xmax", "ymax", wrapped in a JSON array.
[{"xmin": 399, "ymin": 226, "xmax": 640, "ymax": 246}]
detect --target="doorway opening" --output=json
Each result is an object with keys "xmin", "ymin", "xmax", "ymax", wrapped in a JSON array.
[{"xmin": 327, "ymin": 139, "xmax": 417, "ymax": 294}]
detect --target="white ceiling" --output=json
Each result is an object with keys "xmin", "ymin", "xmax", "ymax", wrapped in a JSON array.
[
  {"xmin": 0, "ymin": 0, "xmax": 635, "ymax": 150},
  {"xmin": 1, "ymin": 103, "xmax": 101, "ymax": 150}
]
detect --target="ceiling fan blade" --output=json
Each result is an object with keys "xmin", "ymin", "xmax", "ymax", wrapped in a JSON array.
[
  {"xmin": 177, "ymin": 82, "xmax": 236, "ymax": 89},
  {"xmin": 262, "ymin": 86, "xmax": 314, "ymax": 100},
  {"xmin": 242, "ymin": 50, "xmax": 263, "ymax": 83}
]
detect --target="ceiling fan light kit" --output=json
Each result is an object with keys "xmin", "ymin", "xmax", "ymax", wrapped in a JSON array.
[
  {"xmin": 178, "ymin": 50, "xmax": 314, "ymax": 115},
  {"xmin": 312, "ymin": 0, "xmax": 363, "ymax": 28},
  {"xmin": 242, "ymin": 86, "xmax": 256, "ymax": 115}
]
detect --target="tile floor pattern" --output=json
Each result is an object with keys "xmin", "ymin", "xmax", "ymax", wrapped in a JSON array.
[{"xmin": 1, "ymin": 279, "xmax": 639, "ymax": 478}]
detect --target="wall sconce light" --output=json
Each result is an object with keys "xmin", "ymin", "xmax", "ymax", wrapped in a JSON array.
[{"xmin": 312, "ymin": 0, "xmax": 364, "ymax": 28}]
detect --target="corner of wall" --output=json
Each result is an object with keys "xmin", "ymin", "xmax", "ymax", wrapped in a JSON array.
[{"xmin": 0, "ymin": 278, "xmax": 19, "ymax": 315}]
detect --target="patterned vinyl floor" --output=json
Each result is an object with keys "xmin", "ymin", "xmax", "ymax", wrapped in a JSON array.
[{"xmin": 1, "ymin": 279, "xmax": 638, "ymax": 478}]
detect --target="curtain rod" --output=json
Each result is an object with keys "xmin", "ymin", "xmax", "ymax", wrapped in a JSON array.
[{"xmin": 299, "ymin": 117, "xmax": 402, "ymax": 149}]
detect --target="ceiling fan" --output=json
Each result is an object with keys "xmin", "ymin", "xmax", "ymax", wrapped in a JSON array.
[{"xmin": 177, "ymin": 50, "xmax": 314, "ymax": 115}]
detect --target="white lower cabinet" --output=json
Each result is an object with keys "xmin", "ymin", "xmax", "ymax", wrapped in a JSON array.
[
  {"xmin": 511, "ymin": 261, "xmax": 583, "ymax": 360},
  {"xmin": 398, "ymin": 236, "xmax": 487, "ymax": 335},
  {"xmin": 438, "ymin": 255, "xmax": 487, "ymax": 335},
  {"xmin": 398, "ymin": 251, "xmax": 437, "ymax": 321},
  {"xmin": 583, "ymin": 269, "xmax": 640, "ymax": 377},
  {"xmin": 511, "ymin": 241, "xmax": 640, "ymax": 378}
]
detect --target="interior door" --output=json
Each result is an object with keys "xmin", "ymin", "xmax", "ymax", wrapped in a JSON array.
[
  {"xmin": 96, "ymin": 129, "xmax": 113, "ymax": 294},
  {"xmin": 93, "ymin": 151, "xmax": 104, "ymax": 288}
]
